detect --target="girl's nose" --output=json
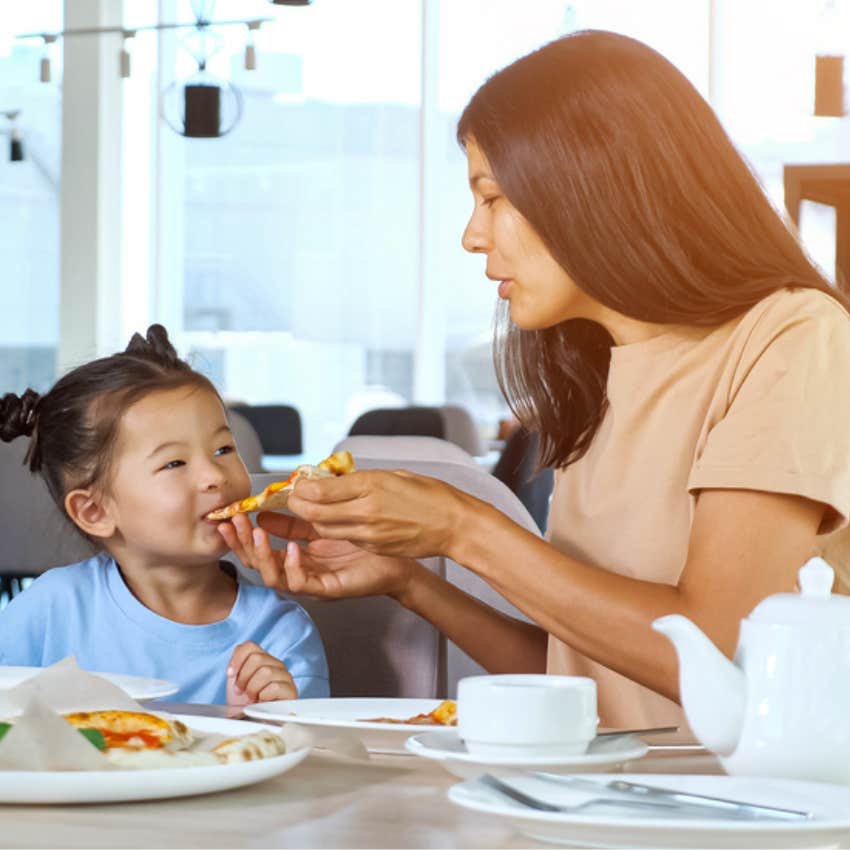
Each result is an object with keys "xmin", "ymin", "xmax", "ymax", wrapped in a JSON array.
[{"xmin": 200, "ymin": 460, "xmax": 228, "ymax": 490}]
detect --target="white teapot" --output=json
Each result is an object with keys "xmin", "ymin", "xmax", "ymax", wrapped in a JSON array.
[{"xmin": 653, "ymin": 557, "xmax": 850, "ymax": 783}]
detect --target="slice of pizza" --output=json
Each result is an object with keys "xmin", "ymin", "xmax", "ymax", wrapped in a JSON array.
[
  {"xmin": 62, "ymin": 710, "xmax": 194, "ymax": 751},
  {"xmin": 206, "ymin": 450, "xmax": 355, "ymax": 521}
]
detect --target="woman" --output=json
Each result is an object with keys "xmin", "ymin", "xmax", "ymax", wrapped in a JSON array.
[{"xmin": 221, "ymin": 30, "xmax": 850, "ymax": 728}]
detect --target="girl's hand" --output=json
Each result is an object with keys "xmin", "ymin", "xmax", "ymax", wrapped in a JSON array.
[
  {"xmin": 218, "ymin": 512, "xmax": 416, "ymax": 600},
  {"xmin": 284, "ymin": 469, "xmax": 468, "ymax": 559},
  {"xmin": 226, "ymin": 641, "xmax": 296, "ymax": 704}
]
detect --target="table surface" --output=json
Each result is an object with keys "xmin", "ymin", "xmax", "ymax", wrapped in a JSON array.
[{"xmin": 1, "ymin": 703, "xmax": 721, "ymax": 849}]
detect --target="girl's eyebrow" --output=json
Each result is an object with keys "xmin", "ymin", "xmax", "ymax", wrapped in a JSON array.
[
  {"xmin": 146, "ymin": 425, "xmax": 231, "ymax": 459},
  {"xmin": 469, "ymin": 172, "xmax": 496, "ymax": 188}
]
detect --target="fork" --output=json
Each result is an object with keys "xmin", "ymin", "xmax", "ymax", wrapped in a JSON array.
[{"xmin": 479, "ymin": 773, "xmax": 681, "ymax": 815}]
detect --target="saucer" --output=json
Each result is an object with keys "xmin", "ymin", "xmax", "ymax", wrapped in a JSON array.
[{"xmin": 404, "ymin": 728, "xmax": 647, "ymax": 779}]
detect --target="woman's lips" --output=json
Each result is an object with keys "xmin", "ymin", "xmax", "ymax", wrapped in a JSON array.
[{"xmin": 497, "ymin": 279, "xmax": 512, "ymax": 299}]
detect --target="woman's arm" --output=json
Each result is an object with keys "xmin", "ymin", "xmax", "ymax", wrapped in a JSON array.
[{"xmin": 288, "ymin": 472, "xmax": 825, "ymax": 702}]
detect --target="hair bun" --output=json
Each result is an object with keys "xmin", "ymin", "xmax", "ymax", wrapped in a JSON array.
[
  {"xmin": 125, "ymin": 323, "xmax": 180, "ymax": 365},
  {"xmin": 0, "ymin": 388, "xmax": 41, "ymax": 443}
]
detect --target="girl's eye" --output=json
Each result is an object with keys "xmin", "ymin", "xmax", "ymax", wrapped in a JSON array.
[
  {"xmin": 161, "ymin": 460, "xmax": 185, "ymax": 471},
  {"xmin": 481, "ymin": 195, "xmax": 500, "ymax": 208},
  {"xmin": 215, "ymin": 444, "xmax": 235, "ymax": 457}
]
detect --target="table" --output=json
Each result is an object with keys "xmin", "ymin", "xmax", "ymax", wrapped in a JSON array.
[
  {"xmin": 783, "ymin": 163, "xmax": 850, "ymax": 288},
  {"xmin": 1, "ymin": 705, "xmax": 720, "ymax": 849}
]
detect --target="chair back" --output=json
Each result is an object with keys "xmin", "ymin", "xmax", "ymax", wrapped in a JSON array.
[
  {"xmin": 491, "ymin": 428, "xmax": 555, "ymax": 534},
  {"xmin": 333, "ymin": 435, "xmax": 476, "ymax": 467},
  {"xmin": 228, "ymin": 404, "xmax": 302, "ymax": 455},
  {"xmin": 439, "ymin": 404, "xmax": 486, "ymax": 456},
  {"xmin": 0, "ymin": 438, "xmax": 93, "ymax": 577},
  {"xmin": 227, "ymin": 409, "xmax": 265, "ymax": 473},
  {"xmin": 348, "ymin": 406, "xmax": 444, "ymax": 441}
]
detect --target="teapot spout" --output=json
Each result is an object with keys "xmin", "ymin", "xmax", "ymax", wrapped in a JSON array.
[{"xmin": 652, "ymin": 614, "xmax": 745, "ymax": 756}]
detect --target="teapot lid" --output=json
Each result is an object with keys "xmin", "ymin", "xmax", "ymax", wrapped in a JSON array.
[{"xmin": 749, "ymin": 557, "xmax": 850, "ymax": 625}]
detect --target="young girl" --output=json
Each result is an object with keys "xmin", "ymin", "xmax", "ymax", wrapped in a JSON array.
[{"xmin": 0, "ymin": 325, "xmax": 329, "ymax": 705}]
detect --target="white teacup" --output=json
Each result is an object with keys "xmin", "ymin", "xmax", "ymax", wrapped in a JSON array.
[{"xmin": 457, "ymin": 674, "xmax": 598, "ymax": 758}]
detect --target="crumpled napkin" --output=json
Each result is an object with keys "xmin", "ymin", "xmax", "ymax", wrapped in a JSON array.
[{"xmin": 0, "ymin": 657, "xmax": 322, "ymax": 771}]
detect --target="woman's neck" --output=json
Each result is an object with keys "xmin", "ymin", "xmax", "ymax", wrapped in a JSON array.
[{"xmin": 109, "ymin": 552, "xmax": 238, "ymax": 625}]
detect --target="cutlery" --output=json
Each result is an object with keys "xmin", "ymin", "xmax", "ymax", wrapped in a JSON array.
[
  {"xmin": 479, "ymin": 773, "xmax": 682, "ymax": 815},
  {"xmin": 596, "ymin": 725, "xmax": 678, "ymax": 739},
  {"xmin": 530, "ymin": 775, "xmax": 813, "ymax": 821}
]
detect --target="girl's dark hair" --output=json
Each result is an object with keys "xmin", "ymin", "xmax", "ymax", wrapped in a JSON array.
[
  {"xmin": 457, "ymin": 29, "xmax": 850, "ymax": 470},
  {"xmin": 0, "ymin": 324, "xmax": 218, "ymax": 515}
]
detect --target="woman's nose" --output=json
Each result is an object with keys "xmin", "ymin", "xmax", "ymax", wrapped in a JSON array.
[{"xmin": 462, "ymin": 214, "xmax": 488, "ymax": 254}]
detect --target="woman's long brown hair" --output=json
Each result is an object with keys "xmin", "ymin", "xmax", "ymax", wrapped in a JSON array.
[{"xmin": 458, "ymin": 30, "xmax": 849, "ymax": 470}]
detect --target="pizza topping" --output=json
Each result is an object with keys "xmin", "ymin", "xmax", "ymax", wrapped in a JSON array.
[{"xmin": 360, "ymin": 699, "xmax": 457, "ymax": 726}]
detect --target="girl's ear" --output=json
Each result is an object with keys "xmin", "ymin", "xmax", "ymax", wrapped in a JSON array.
[{"xmin": 65, "ymin": 489, "xmax": 116, "ymax": 540}]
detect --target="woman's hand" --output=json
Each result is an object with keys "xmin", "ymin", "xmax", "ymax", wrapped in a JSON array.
[
  {"xmin": 282, "ymin": 468, "xmax": 469, "ymax": 559},
  {"xmin": 226, "ymin": 641, "xmax": 296, "ymax": 705},
  {"xmin": 217, "ymin": 512, "xmax": 417, "ymax": 600}
]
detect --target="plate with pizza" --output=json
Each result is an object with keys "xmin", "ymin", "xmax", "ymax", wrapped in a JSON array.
[
  {"xmin": 0, "ymin": 713, "xmax": 311, "ymax": 803},
  {"xmin": 245, "ymin": 698, "xmax": 457, "ymax": 753}
]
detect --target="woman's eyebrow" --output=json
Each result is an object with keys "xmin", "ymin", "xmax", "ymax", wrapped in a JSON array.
[{"xmin": 469, "ymin": 172, "xmax": 496, "ymax": 188}]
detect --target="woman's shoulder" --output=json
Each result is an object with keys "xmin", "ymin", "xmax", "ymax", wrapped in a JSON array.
[{"xmin": 746, "ymin": 286, "xmax": 849, "ymax": 332}]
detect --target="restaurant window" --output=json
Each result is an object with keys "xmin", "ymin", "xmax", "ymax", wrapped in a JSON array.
[{"xmin": 0, "ymin": 3, "xmax": 62, "ymax": 395}]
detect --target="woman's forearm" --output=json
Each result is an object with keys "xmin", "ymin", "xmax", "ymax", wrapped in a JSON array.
[
  {"xmin": 445, "ymin": 488, "xmax": 824, "ymax": 703},
  {"xmin": 395, "ymin": 560, "xmax": 548, "ymax": 675}
]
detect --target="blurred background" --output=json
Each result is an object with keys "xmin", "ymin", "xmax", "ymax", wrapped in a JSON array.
[{"xmin": 1, "ymin": 0, "xmax": 847, "ymax": 461}]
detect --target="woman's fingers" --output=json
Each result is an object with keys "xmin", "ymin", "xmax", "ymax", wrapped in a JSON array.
[{"xmin": 256, "ymin": 511, "xmax": 317, "ymax": 541}]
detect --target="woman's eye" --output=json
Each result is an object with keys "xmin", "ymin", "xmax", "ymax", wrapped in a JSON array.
[
  {"xmin": 481, "ymin": 195, "xmax": 500, "ymax": 208},
  {"xmin": 215, "ymin": 444, "xmax": 235, "ymax": 456},
  {"xmin": 161, "ymin": 460, "xmax": 185, "ymax": 471}
]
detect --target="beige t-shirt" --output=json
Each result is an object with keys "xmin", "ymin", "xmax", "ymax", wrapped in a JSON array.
[{"xmin": 546, "ymin": 287, "xmax": 850, "ymax": 728}]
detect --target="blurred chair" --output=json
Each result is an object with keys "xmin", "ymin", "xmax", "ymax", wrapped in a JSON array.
[
  {"xmin": 439, "ymin": 404, "xmax": 486, "ymax": 456},
  {"xmin": 227, "ymin": 404, "xmax": 302, "ymax": 456},
  {"xmin": 348, "ymin": 404, "xmax": 485, "ymax": 456},
  {"xmin": 227, "ymin": 409, "xmax": 265, "ymax": 473},
  {"xmin": 333, "ymin": 435, "xmax": 476, "ymax": 467},
  {"xmin": 0, "ymin": 438, "xmax": 93, "ymax": 599},
  {"xmin": 491, "ymin": 428, "xmax": 555, "ymax": 534},
  {"xmin": 231, "ymin": 458, "xmax": 539, "ymax": 698}
]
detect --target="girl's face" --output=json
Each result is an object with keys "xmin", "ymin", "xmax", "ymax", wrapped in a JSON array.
[
  {"xmin": 461, "ymin": 139, "xmax": 600, "ymax": 330},
  {"xmin": 104, "ymin": 385, "xmax": 250, "ymax": 566}
]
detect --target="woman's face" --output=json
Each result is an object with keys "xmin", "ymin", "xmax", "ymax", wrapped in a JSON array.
[{"xmin": 461, "ymin": 139, "xmax": 598, "ymax": 331}]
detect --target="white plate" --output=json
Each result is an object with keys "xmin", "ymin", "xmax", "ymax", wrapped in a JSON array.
[
  {"xmin": 405, "ymin": 729, "xmax": 648, "ymax": 779},
  {"xmin": 245, "ymin": 697, "xmax": 453, "ymax": 752},
  {"xmin": 0, "ymin": 666, "xmax": 178, "ymax": 701},
  {"xmin": 449, "ymin": 773, "xmax": 850, "ymax": 849},
  {"xmin": 0, "ymin": 714, "xmax": 311, "ymax": 804}
]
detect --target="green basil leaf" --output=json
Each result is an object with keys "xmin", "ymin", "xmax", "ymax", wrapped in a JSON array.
[{"xmin": 78, "ymin": 727, "xmax": 106, "ymax": 750}]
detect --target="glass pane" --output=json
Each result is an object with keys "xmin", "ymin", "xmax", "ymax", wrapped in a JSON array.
[
  {"xmin": 152, "ymin": 0, "xmax": 422, "ymax": 458},
  {"xmin": 0, "ymin": 4, "xmax": 62, "ymax": 394}
]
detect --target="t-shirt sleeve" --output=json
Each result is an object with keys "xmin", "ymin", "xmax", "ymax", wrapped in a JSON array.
[
  {"xmin": 261, "ymin": 599, "xmax": 330, "ymax": 699},
  {"xmin": 688, "ymin": 293, "xmax": 850, "ymax": 533},
  {"xmin": 0, "ymin": 576, "xmax": 51, "ymax": 666}
]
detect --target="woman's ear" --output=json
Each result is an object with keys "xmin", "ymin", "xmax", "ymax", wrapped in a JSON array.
[{"xmin": 64, "ymin": 489, "xmax": 116, "ymax": 540}]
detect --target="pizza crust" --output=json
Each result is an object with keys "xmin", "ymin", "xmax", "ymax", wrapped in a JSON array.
[{"xmin": 207, "ymin": 450, "xmax": 355, "ymax": 520}]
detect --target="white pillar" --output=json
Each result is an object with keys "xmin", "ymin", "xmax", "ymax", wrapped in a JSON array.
[
  {"xmin": 412, "ymin": 0, "xmax": 445, "ymax": 404},
  {"xmin": 58, "ymin": 0, "xmax": 124, "ymax": 373}
]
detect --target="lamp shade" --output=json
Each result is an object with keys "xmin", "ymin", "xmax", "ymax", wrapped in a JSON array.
[{"xmin": 161, "ymin": 69, "xmax": 242, "ymax": 138}]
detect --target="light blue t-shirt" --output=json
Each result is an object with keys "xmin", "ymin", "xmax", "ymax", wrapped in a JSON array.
[{"xmin": 0, "ymin": 554, "xmax": 329, "ymax": 704}]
